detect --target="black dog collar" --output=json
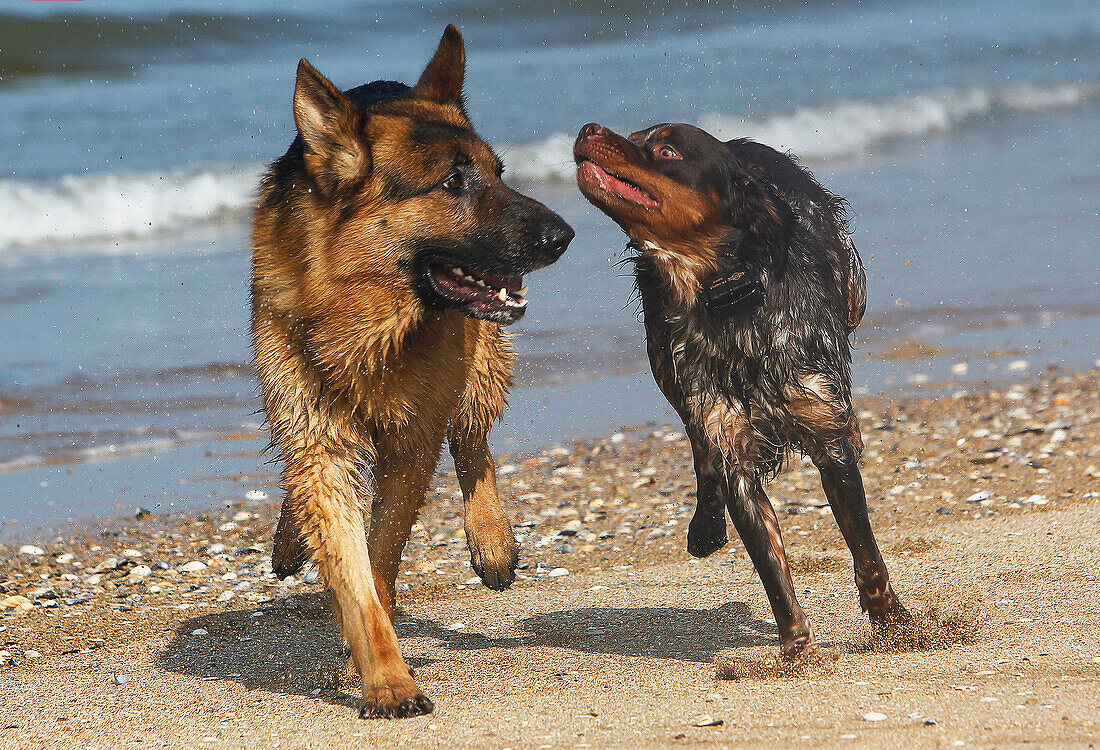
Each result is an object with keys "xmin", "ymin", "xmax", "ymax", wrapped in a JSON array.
[
  {"xmin": 701, "ymin": 263, "xmax": 764, "ymax": 319},
  {"xmin": 626, "ymin": 241, "xmax": 764, "ymax": 319}
]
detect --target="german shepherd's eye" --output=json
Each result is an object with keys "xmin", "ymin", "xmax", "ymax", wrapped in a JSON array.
[
  {"xmin": 440, "ymin": 170, "xmax": 465, "ymax": 192},
  {"xmin": 656, "ymin": 145, "xmax": 682, "ymax": 160}
]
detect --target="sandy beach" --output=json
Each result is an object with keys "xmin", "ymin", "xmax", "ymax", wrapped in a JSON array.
[
  {"xmin": 1, "ymin": 368, "xmax": 1098, "ymax": 748},
  {"xmin": 2, "ymin": 2, "xmax": 1097, "ymax": 748}
]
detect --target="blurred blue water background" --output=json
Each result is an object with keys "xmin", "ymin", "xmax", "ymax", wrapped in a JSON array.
[{"xmin": 1, "ymin": 0, "xmax": 1097, "ymax": 536}]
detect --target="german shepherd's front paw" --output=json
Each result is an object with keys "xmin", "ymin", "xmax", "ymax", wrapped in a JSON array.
[
  {"xmin": 468, "ymin": 532, "xmax": 519, "ymax": 591},
  {"xmin": 359, "ymin": 686, "xmax": 435, "ymax": 719},
  {"xmin": 686, "ymin": 509, "xmax": 728, "ymax": 558}
]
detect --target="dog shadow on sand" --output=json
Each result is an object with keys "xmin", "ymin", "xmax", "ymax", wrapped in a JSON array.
[
  {"xmin": 156, "ymin": 592, "xmax": 777, "ymax": 705},
  {"xmin": 417, "ymin": 600, "xmax": 777, "ymax": 661}
]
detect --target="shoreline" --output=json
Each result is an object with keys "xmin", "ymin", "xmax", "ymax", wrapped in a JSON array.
[
  {"xmin": 2, "ymin": 355, "xmax": 1098, "ymax": 545},
  {"xmin": 3, "ymin": 367, "xmax": 1098, "ymax": 553}
]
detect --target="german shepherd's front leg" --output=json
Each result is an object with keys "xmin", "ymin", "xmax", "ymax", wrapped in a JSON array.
[
  {"xmin": 449, "ymin": 430, "xmax": 518, "ymax": 590},
  {"xmin": 367, "ymin": 433, "xmax": 448, "ymax": 617},
  {"xmin": 283, "ymin": 444, "xmax": 433, "ymax": 719},
  {"xmin": 448, "ymin": 322, "xmax": 519, "ymax": 591}
]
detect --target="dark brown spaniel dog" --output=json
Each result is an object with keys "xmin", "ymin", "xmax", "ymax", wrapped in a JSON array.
[{"xmin": 575, "ymin": 122, "xmax": 909, "ymax": 658}]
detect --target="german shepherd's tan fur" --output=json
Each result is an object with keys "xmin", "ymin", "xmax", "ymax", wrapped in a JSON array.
[{"xmin": 250, "ymin": 26, "xmax": 571, "ymax": 718}]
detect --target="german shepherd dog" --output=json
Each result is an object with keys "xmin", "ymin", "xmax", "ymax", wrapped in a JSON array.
[
  {"xmin": 574, "ymin": 122, "xmax": 909, "ymax": 658},
  {"xmin": 250, "ymin": 26, "xmax": 572, "ymax": 718}
]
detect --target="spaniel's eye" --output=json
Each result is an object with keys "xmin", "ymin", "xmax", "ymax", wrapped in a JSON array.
[
  {"xmin": 657, "ymin": 145, "xmax": 681, "ymax": 160},
  {"xmin": 441, "ymin": 170, "xmax": 464, "ymax": 191}
]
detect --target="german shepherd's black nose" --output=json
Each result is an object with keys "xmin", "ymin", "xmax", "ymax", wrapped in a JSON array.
[{"xmin": 536, "ymin": 214, "xmax": 574, "ymax": 265}]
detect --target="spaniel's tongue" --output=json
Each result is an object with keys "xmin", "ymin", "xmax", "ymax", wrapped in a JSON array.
[{"xmin": 580, "ymin": 161, "xmax": 659, "ymax": 209}]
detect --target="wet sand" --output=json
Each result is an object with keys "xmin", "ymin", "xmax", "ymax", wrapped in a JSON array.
[{"xmin": 1, "ymin": 369, "xmax": 1099, "ymax": 748}]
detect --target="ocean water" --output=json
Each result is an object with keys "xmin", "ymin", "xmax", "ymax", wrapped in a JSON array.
[{"xmin": 1, "ymin": 0, "xmax": 1097, "ymax": 537}]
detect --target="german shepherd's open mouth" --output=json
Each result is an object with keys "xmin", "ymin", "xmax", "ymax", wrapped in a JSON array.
[{"xmin": 419, "ymin": 255, "xmax": 529, "ymax": 324}]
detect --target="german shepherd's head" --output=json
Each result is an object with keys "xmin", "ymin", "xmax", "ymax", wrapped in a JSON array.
[{"xmin": 260, "ymin": 25, "xmax": 572, "ymax": 325}]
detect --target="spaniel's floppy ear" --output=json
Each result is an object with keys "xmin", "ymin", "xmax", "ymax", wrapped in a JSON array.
[
  {"xmin": 721, "ymin": 146, "xmax": 791, "ymax": 279},
  {"xmin": 411, "ymin": 24, "xmax": 466, "ymax": 107}
]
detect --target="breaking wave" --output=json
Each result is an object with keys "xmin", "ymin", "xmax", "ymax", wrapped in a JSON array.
[
  {"xmin": 504, "ymin": 80, "xmax": 1099, "ymax": 182},
  {"xmin": 0, "ymin": 165, "xmax": 262, "ymax": 256},
  {"xmin": 1, "ymin": 80, "xmax": 1095, "ymax": 257}
]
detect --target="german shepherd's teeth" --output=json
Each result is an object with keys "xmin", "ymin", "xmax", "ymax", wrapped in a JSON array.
[
  {"xmin": 517, "ymin": 286, "xmax": 528, "ymax": 298},
  {"xmin": 475, "ymin": 279, "xmax": 487, "ymax": 287},
  {"xmin": 496, "ymin": 287, "xmax": 509, "ymax": 302},
  {"xmin": 454, "ymin": 267, "xmax": 466, "ymax": 277}
]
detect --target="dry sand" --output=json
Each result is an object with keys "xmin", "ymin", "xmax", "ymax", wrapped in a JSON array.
[{"xmin": 2, "ymin": 370, "xmax": 1099, "ymax": 749}]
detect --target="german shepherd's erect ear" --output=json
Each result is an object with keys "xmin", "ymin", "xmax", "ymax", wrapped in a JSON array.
[
  {"xmin": 292, "ymin": 25, "xmax": 464, "ymax": 195},
  {"xmin": 411, "ymin": 23, "xmax": 465, "ymax": 107},
  {"xmin": 292, "ymin": 59, "xmax": 369, "ymax": 195}
]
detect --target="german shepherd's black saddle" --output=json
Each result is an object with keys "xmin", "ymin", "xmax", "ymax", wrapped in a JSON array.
[{"xmin": 701, "ymin": 263, "xmax": 764, "ymax": 318}]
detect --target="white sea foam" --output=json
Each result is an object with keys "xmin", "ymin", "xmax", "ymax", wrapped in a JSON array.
[
  {"xmin": 0, "ymin": 438, "xmax": 182, "ymax": 473},
  {"xmin": 700, "ymin": 82, "xmax": 1099, "ymax": 160},
  {"xmin": 1, "ymin": 81, "xmax": 1094, "ymax": 256},
  {"xmin": 79, "ymin": 438, "xmax": 180, "ymax": 462},
  {"xmin": 505, "ymin": 81, "xmax": 1100, "ymax": 183},
  {"xmin": 0, "ymin": 164, "xmax": 262, "ymax": 256},
  {"xmin": 0, "ymin": 454, "xmax": 45, "ymax": 473}
]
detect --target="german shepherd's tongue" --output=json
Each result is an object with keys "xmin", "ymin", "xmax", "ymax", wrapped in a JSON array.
[{"xmin": 473, "ymin": 268, "xmax": 523, "ymax": 294}]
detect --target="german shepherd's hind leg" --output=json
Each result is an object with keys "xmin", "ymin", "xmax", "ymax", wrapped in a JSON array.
[
  {"xmin": 367, "ymin": 434, "xmax": 448, "ymax": 619},
  {"xmin": 813, "ymin": 437, "xmax": 910, "ymax": 627},
  {"xmin": 271, "ymin": 494, "xmax": 309, "ymax": 579},
  {"xmin": 685, "ymin": 428, "xmax": 729, "ymax": 558},
  {"xmin": 284, "ymin": 444, "xmax": 433, "ymax": 719},
  {"xmin": 724, "ymin": 470, "xmax": 815, "ymax": 658}
]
